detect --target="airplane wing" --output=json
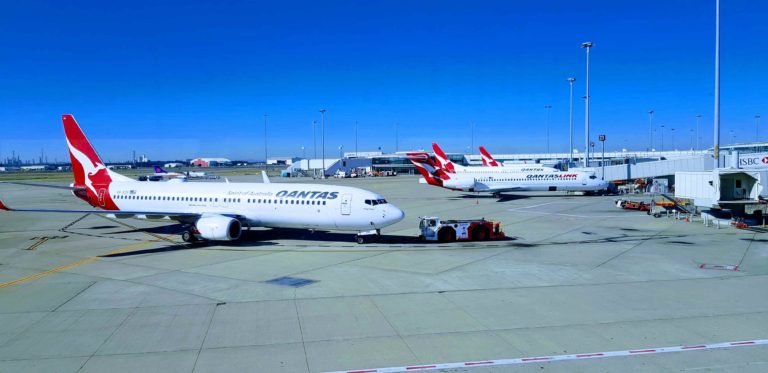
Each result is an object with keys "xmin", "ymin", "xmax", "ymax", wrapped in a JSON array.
[
  {"xmin": 0, "ymin": 198, "xmax": 204, "ymax": 220},
  {"xmin": 1, "ymin": 181, "xmax": 75, "ymax": 190},
  {"xmin": 474, "ymin": 185, "xmax": 525, "ymax": 193}
]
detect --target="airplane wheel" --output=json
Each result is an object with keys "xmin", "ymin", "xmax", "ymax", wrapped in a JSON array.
[
  {"xmin": 182, "ymin": 230, "xmax": 196, "ymax": 242},
  {"xmin": 356, "ymin": 235, "xmax": 366, "ymax": 244}
]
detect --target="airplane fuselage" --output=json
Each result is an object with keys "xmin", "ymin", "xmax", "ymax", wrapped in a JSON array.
[
  {"xmin": 98, "ymin": 181, "xmax": 404, "ymax": 231},
  {"xmin": 439, "ymin": 169, "xmax": 608, "ymax": 193}
]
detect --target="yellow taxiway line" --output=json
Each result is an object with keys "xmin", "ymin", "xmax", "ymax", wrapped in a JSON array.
[{"xmin": 0, "ymin": 241, "xmax": 153, "ymax": 289}]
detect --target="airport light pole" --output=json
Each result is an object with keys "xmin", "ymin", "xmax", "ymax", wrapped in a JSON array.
[
  {"xmin": 690, "ymin": 129, "xmax": 694, "ymax": 150},
  {"xmin": 544, "ymin": 105, "xmax": 552, "ymax": 154},
  {"xmin": 319, "ymin": 109, "xmax": 326, "ymax": 177},
  {"xmin": 695, "ymin": 114, "xmax": 701, "ymax": 150},
  {"xmin": 567, "ymin": 77, "xmax": 576, "ymax": 165},
  {"xmin": 756, "ymin": 115, "xmax": 761, "ymax": 142},
  {"xmin": 671, "ymin": 127, "xmax": 676, "ymax": 150},
  {"xmin": 312, "ymin": 120, "xmax": 317, "ymax": 177},
  {"xmin": 355, "ymin": 121, "xmax": 358, "ymax": 157},
  {"xmin": 263, "ymin": 113, "xmax": 268, "ymax": 169},
  {"xmin": 581, "ymin": 42, "xmax": 593, "ymax": 168},
  {"xmin": 714, "ymin": 0, "xmax": 721, "ymax": 167},
  {"xmin": 660, "ymin": 125, "xmax": 665, "ymax": 152},
  {"xmin": 395, "ymin": 122, "xmax": 399, "ymax": 153},
  {"xmin": 648, "ymin": 110, "xmax": 654, "ymax": 151},
  {"xmin": 599, "ymin": 134, "xmax": 606, "ymax": 179},
  {"xmin": 470, "ymin": 122, "xmax": 475, "ymax": 152},
  {"xmin": 301, "ymin": 146, "xmax": 305, "ymax": 159}
]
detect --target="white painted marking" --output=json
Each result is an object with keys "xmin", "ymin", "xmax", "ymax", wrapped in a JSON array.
[{"xmin": 323, "ymin": 339, "xmax": 768, "ymax": 373}]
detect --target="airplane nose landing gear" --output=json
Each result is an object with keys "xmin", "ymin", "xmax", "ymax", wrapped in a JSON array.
[{"xmin": 356, "ymin": 229, "xmax": 381, "ymax": 244}]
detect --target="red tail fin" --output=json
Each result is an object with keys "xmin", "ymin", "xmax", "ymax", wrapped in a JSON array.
[
  {"xmin": 62, "ymin": 114, "xmax": 118, "ymax": 209},
  {"xmin": 406, "ymin": 152, "xmax": 446, "ymax": 186},
  {"xmin": 431, "ymin": 143, "xmax": 456, "ymax": 173},
  {"xmin": 479, "ymin": 146, "xmax": 500, "ymax": 167}
]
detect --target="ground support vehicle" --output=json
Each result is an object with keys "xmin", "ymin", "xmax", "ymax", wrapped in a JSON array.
[
  {"xmin": 419, "ymin": 216, "xmax": 505, "ymax": 242},
  {"xmin": 615, "ymin": 199, "xmax": 650, "ymax": 212}
]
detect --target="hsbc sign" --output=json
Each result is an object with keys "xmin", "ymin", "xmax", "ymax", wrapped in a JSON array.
[{"xmin": 738, "ymin": 152, "xmax": 768, "ymax": 167}]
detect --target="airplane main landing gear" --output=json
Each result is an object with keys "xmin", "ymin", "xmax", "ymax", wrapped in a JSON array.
[{"xmin": 182, "ymin": 230, "xmax": 198, "ymax": 243}]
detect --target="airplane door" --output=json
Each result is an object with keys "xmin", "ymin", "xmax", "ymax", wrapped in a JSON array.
[{"xmin": 340, "ymin": 194, "xmax": 352, "ymax": 215}]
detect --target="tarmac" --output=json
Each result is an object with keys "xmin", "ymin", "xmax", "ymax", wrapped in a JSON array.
[{"xmin": 1, "ymin": 174, "xmax": 767, "ymax": 372}]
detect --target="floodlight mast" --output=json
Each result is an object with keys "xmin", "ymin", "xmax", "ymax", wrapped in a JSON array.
[{"xmin": 581, "ymin": 41, "xmax": 593, "ymax": 168}]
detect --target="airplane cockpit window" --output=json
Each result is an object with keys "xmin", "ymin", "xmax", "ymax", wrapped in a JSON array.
[
  {"xmin": 365, "ymin": 199, "xmax": 388, "ymax": 206},
  {"xmin": 589, "ymin": 175, "xmax": 597, "ymax": 179}
]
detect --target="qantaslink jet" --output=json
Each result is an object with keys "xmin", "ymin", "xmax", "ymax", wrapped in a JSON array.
[
  {"xmin": 0, "ymin": 115, "xmax": 404, "ymax": 244},
  {"xmin": 407, "ymin": 148, "xmax": 608, "ymax": 197}
]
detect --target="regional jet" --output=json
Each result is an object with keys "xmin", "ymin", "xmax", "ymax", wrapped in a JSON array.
[{"xmin": 0, "ymin": 115, "xmax": 404, "ymax": 244}]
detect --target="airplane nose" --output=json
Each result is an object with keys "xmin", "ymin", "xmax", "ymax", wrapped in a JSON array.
[{"xmin": 385, "ymin": 204, "xmax": 405, "ymax": 225}]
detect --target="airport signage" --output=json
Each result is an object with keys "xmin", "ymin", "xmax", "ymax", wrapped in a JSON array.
[{"xmin": 738, "ymin": 152, "xmax": 768, "ymax": 168}]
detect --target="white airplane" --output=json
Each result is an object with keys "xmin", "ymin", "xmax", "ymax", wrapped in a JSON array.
[
  {"xmin": 151, "ymin": 166, "xmax": 210, "ymax": 179},
  {"xmin": 408, "ymin": 148, "xmax": 608, "ymax": 197},
  {"xmin": 0, "ymin": 115, "xmax": 405, "ymax": 244}
]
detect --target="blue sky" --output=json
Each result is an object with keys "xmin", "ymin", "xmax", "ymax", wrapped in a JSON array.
[{"xmin": 1, "ymin": 0, "xmax": 766, "ymax": 162}]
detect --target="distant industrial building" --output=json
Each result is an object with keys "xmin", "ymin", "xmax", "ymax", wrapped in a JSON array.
[
  {"xmin": 20, "ymin": 165, "xmax": 47, "ymax": 171},
  {"xmin": 266, "ymin": 157, "xmax": 294, "ymax": 166},
  {"xmin": 190, "ymin": 158, "xmax": 232, "ymax": 167}
]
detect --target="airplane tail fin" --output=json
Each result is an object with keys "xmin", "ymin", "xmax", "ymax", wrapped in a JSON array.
[
  {"xmin": 154, "ymin": 165, "xmax": 167, "ymax": 174},
  {"xmin": 479, "ymin": 146, "xmax": 500, "ymax": 167},
  {"xmin": 431, "ymin": 143, "xmax": 457, "ymax": 173},
  {"xmin": 63, "ymin": 114, "xmax": 109, "ymax": 188},
  {"xmin": 406, "ymin": 152, "xmax": 448, "ymax": 186},
  {"xmin": 62, "ymin": 114, "xmax": 132, "ymax": 208}
]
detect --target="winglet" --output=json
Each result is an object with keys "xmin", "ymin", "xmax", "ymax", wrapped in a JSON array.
[
  {"xmin": 262, "ymin": 171, "xmax": 271, "ymax": 184},
  {"xmin": 0, "ymin": 198, "xmax": 12, "ymax": 211}
]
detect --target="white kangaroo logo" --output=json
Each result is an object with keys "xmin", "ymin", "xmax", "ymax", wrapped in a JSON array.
[{"xmin": 66, "ymin": 138, "xmax": 107, "ymax": 197}]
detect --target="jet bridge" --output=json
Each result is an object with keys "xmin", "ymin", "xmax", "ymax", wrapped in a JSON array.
[
  {"xmin": 675, "ymin": 169, "xmax": 768, "ymax": 216},
  {"xmin": 596, "ymin": 155, "xmax": 713, "ymax": 181}
]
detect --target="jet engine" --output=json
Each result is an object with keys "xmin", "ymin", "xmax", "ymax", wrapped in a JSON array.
[
  {"xmin": 195, "ymin": 215, "xmax": 242, "ymax": 241},
  {"xmin": 442, "ymin": 178, "xmax": 475, "ymax": 191}
]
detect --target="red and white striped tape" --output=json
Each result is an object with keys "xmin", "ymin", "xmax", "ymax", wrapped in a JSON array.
[{"xmin": 324, "ymin": 339, "xmax": 768, "ymax": 373}]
